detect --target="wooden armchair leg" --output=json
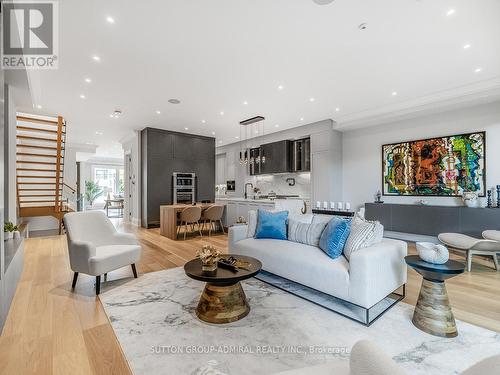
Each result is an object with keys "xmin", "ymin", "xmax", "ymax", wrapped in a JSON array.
[
  {"xmin": 71, "ymin": 272, "xmax": 79, "ymax": 289},
  {"xmin": 198, "ymin": 221, "xmax": 203, "ymax": 237},
  {"xmin": 96, "ymin": 275, "xmax": 101, "ymax": 295},
  {"xmin": 219, "ymin": 220, "xmax": 225, "ymax": 234},
  {"xmin": 131, "ymin": 263, "xmax": 138, "ymax": 278}
]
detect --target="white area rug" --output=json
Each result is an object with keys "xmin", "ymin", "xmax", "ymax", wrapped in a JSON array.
[{"xmin": 100, "ymin": 267, "xmax": 500, "ymax": 375}]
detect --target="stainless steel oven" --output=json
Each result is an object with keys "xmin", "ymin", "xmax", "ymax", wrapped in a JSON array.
[{"xmin": 173, "ymin": 172, "xmax": 196, "ymax": 204}]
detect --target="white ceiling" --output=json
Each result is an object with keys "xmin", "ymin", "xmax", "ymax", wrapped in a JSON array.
[{"xmin": 21, "ymin": 0, "xmax": 500, "ymax": 158}]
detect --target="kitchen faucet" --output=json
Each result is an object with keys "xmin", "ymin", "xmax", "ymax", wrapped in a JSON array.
[{"xmin": 244, "ymin": 183, "xmax": 254, "ymax": 199}]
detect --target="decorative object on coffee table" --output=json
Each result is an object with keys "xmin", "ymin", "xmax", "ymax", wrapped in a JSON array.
[
  {"xmin": 416, "ymin": 242, "xmax": 449, "ymax": 264},
  {"xmin": 184, "ymin": 255, "xmax": 262, "ymax": 324},
  {"xmin": 196, "ymin": 245, "xmax": 221, "ymax": 274},
  {"xmin": 405, "ymin": 255, "xmax": 464, "ymax": 337}
]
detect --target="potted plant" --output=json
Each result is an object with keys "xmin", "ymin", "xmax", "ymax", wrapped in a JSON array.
[
  {"xmin": 4, "ymin": 221, "xmax": 18, "ymax": 241},
  {"xmin": 84, "ymin": 180, "xmax": 104, "ymax": 208}
]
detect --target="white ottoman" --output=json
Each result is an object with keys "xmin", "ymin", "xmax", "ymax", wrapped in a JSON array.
[{"xmin": 438, "ymin": 233, "xmax": 500, "ymax": 272}]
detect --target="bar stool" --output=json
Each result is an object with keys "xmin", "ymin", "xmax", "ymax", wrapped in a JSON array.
[
  {"xmin": 177, "ymin": 206, "xmax": 202, "ymax": 240},
  {"xmin": 201, "ymin": 205, "xmax": 225, "ymax": 236}
]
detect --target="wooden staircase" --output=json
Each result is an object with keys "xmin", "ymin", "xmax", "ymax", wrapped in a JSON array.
[{"xmin": 16, "ymin": 114, "xmax": 73, "ymax": 233}]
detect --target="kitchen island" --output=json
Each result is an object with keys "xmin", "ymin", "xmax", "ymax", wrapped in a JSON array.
[
  {"xmin": 215, "ymin": 197, "xmax": 309, "ymax": 227},
  {"xmin": 160, "ymin": 203, "xmax": 213, "ymax": 240}
]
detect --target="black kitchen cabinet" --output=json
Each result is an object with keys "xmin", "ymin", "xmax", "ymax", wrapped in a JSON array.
[
  {"xmin": 259, "ymin": 140, "xmax": 292, "ymax": 174},
  {"xmin": 141, "ymin": 128, "xmax": 215, "ymax": 228}
]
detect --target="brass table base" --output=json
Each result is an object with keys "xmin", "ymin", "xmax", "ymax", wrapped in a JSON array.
[
  {"xmin": 196, "ymin": 282, "xmax": 250, "ymax": 324},
  {"xmin": 412, "ymin": 279, "xmax": 457, "ymax": 338}
]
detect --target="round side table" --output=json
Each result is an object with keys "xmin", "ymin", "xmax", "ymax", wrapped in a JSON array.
[
  {"xmin": 405, "ymin": 255, "xmax": 465, "ymax": 338},
  {"xmin": 184, "ymin": 255, "xmax": 262, "ymax": 324}
]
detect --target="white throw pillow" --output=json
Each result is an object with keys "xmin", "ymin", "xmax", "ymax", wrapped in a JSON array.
[
  {"xmin": 343, "ymin": 214, "xmax": 384, "ymax": 261},
  {"xmin": 288, "ymin": 218, "xmax": 328, "ymax": 247},
  {"xmin": 247, "ymin": 210, "xmax": 258, "ymax": 238}
]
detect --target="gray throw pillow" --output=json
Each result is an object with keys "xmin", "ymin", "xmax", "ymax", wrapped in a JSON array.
[{"xmin": 288, "ymin": 218, "xmax": 328, "ymax": 247}]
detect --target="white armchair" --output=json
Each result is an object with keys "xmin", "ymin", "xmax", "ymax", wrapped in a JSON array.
[{"xmin": 63, "ymin": 211, "xmax": 142, "ymax": 295}]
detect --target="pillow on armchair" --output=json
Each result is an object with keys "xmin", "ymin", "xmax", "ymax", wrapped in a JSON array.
[{"xmin": 255, "ymin": 209, "xmax": 289, "ymax": 240}]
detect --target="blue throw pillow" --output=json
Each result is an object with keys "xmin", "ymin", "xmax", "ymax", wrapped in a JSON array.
[
  {"xmin": 319, "ymin": 217, "xmax": 352, "ymax": 259},
  {"xmin": 254, "ymin": 209, "xmax": 289, "ymax": 240}
]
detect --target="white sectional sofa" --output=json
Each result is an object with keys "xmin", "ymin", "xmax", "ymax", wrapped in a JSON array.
[{"xmin": 228, "ymin": 222, "xmax": 407, "ymax": 311}]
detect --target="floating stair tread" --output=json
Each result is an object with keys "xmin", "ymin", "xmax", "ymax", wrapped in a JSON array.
[
  {"xmin": 16, "ymin": 125, "xmax": 59, "ymax": 134},
  {"xmin": 16, "ymin": 116, "xmax": 59, "ymax": 125},
  {"xmin": 17, "ymin": 168, "xmax": 58, "ymax": 172},
  {"xmin": 16, "ymin": 144, "xmax": 62, "ymax": 150},
  {"xmin": 16, "ymin": 152, "xmax": 63, "ymax": 158},
  {"xmin": 17, "ymin": 160, "xmax": 57, "ymax": 165},
  {"xmin": 17, "ymin": 135, "xmax": 58, "ymax": 142}
]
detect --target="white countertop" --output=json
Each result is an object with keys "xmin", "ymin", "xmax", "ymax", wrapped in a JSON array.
[{"xmin": 215, "ymin": 197, "xmax": 309, "ymax": 203}]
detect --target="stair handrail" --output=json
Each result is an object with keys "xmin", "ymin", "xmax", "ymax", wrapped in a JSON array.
[{"xmin": 54, "ymin": 116, "xmax": 64, "ymax": 212}]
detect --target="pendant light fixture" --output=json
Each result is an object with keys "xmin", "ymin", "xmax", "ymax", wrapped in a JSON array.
[{"xmin": 239, "ymin": 116, "xmax": 266, "ymax": 166}]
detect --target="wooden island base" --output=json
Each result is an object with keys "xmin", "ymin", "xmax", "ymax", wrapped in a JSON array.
[{"xmin": 196, "ymin": 282, "xmax": 250, "ymax": 324}]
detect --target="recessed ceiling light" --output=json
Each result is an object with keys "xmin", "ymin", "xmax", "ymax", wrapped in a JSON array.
[
  {"xmin": 446, "ymin": 9, "xmax": 456, "ymax": 16},
  {"xmin": 335, "ymin": 107, "xmax": 340, "ymax": 112},
  {"xmin": 36, "ymin": 104, "xmax": 42, "ymax": 109},
  {"xmin": 201, "ymin": 119, "xmax": 206, "ymax": 124},
  {"xmin": 211, "ymin": 131, "xmax": 216, "ymax": 135},
  {"xmin": 277, "ymin": 85, "xmax": 284, "ymax": 91},
  {"xmin": 463, "ymin": 44, "xmax": 471, "ymax": 49},
  {"xmin": 300, "ymin": 117, "xmax": 304, "ymax": 121},
  {"xmin": 392, "ymin": 91, "xmax": 398, "ymax": 96},
  {"xmin": 106, "ymin": 16, "xmax": 115, "ymax": 24},
  {"xmin": 109, "ymin": 114, "xmax": 114, "ymax": 118},
  {"xmin": 358, "ymin": 23, "xmax": 368, "ymax": 30},
  {"xmin": 243, "ymin": 101, "xmax": 248, "ymax": 105},
  {"xmin": 235, "ymin": 136, "xmax": 239, "ymax": 139},
  {"xmin": 95, "ymin": 131, "xmax": 103, "ymax": 135},
  {"xmin": 275, "ymin": 124, "xmax": 280, "ymax": 128},
  {"xmin": 156, "ymin": 110, "xmax": 161, "ymax": 114},
  {"xmin": 168, "ymin": 98, "xmax": 181, "ymax": 104},
  {"xmin": 184, "ymin": 127, "xmax": 189, "ymax": 130},
  {"xmin": 85, "ymin": 78, "xmax": 92, "ymax": 83},
  {"xmin": 474, "ymin": 67, "xmax": 482, "ymax": 73},
  {"xmin": 309, "ymin": 97, "xmax": 315, "ymax": 102},
  {"xmin": 220, "ymin": 111, "xmax": 225, "ymax": 116},
  {"xmin": 80, "ymin": 94, "xmax": 86, "ymax": 99},
  {"xmin": 313, "ymin": 0, "xmax": 335, "ymax": 5},
  {"xmin": 92, "ymin": 55, "xmax": 100, "ymax": 62}
]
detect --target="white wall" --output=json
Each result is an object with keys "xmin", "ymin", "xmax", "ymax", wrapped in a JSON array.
[
  {"xmin": 121, "ymin": 131, "xmax": 141, "ymax": 226},
  {"xmin": 342, "ymin": 101, "xmax": 500, "ymax": 210},
  {"xmin": 4, "ymin": 85, "xmax": 17, "ymax": 224}
]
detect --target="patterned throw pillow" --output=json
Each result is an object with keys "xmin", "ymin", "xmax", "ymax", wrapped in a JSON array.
[
  {"xmin": 288, "ymin": 218, "xmax": 328, "ymax": 247},
  {"xmin": 343, "ymin": 214, "xmax": 384, "ymax": 261},
  {"xmin": 318, "ymin": 217, "xmax": 352, "ymax": 259}
]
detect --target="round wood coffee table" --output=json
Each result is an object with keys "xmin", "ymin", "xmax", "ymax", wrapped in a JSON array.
[
  {"xmin": 184, "ymin": 255, "xmax": 262, "ymax": 324},
  {"xmin": 405, "ymin": 255, "xmax": 465, "ymax": 337}
]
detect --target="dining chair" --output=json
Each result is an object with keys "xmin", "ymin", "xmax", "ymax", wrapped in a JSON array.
[
  {"xmin": 201, "ymin": 205, "xmax": 225, "ymax": 236},
  {"xmin": 177, "ymin": 206, "xmax": 202, "ymax": 240}
]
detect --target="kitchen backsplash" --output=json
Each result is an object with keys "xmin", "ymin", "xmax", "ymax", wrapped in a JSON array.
[{"xmin": 247, "ymin": 172, "xmax": 311, "ymax": 198}]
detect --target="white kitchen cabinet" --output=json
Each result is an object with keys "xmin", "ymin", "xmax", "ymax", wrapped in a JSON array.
[
  {"xmin": 215, "ymin": 154, "xmax": 226, "ymax": 185},
  {"xmin": 226, "ymin": 151, "xmax": 236, "ymax": 181}
]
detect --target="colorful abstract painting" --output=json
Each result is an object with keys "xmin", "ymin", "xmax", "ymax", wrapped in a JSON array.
[{"xmin": 382, "ymin": 132, "xmax": 486, "ymax": 196}]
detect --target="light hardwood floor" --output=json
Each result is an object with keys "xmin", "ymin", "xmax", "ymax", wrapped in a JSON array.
[{"xmin": 1, "ymin": 221, "xmax": 499, "ymax": 375}]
